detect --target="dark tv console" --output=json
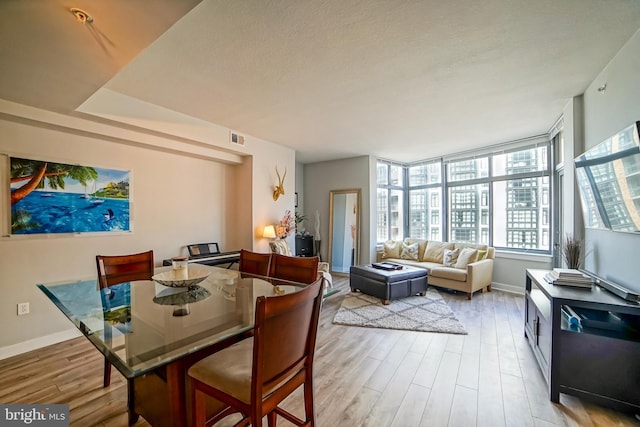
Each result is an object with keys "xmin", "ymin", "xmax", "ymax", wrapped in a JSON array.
[{"xmin": 525, "ymin": 269, "xmax": 640, "ymax": 414}]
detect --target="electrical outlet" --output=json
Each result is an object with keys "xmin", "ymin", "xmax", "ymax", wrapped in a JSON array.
[{"xmin": 17, "ymin": 302, "xmax": 29, "ymax": 316}]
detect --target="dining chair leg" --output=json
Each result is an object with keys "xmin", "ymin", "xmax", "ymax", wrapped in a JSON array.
[
  {"xmin": 304, "ymin": 376, "xmax": 315, "ymax": 426},
  {"xmin": 103, "ymin": 358, "xmax": 111, "ymax": 387},
  {"xmin": 193, "ymin": 388, "xmax": 207, "ymax": 427},
  {"xmin": 267, "ymin": 410, "xmax": 277, "ymax": 427}
]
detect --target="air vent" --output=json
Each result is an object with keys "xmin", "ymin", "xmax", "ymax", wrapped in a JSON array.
[{"xmin": 230, "ymin": 132, "xmax": 245, "ymax": 146}]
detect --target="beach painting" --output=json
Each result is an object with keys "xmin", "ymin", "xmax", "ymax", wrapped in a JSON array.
[{"xmin": 10, "ymin": 156, "xmax": 130, "ymax": 235}]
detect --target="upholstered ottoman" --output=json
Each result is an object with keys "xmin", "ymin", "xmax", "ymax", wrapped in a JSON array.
[{"xmin": 349, "ymin": 264, "xmax": 428, "ymax": 305}]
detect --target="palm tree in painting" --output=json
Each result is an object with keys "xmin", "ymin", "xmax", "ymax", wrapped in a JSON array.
[{"xmin": 10, "ymin": 158, "xmax": 98, "ymax": 206}]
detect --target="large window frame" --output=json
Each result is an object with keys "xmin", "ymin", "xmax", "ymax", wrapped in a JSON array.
[{"xmin": 377, "ymin": 138, "xmax": 553, "ymax": 254}]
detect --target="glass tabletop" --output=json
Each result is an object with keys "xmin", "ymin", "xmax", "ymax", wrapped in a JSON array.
[{"xmin": 37, "ymin": 265, "xmax": 304, "ymax": 378}]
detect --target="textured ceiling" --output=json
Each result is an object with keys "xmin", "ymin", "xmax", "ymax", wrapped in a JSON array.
[{"xmin": 2, "ymin": 0, "xmax": 640, "ymax": 163}]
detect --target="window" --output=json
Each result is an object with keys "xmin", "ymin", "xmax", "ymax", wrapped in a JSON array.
[
  {"xmin": 377, "ymin": 161, "xmax": 405, "ymax": 242},
  {"xmin": 406, "ymin": 161, "xmax": 443, "ymax": 241},
  {"xmin": 377, "ymin": 141, "xmax": 552, "ymax": 253}
]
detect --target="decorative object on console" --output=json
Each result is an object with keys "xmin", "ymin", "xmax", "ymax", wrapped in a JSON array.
[
  {"xmin": 272, "ymin": 166, "xmax": 286, "ymax": 201},
  {"xmin": 277, "ymin": 210, "xmax": 295, "ymax": 238},
  {"xmin": 294, "ymin": 211, "xmax": 307, "ymax": 234},
  {"xmin": 314, "ymin": 210, "xmax": 322, "ymax": 261},
  {"xmin": 562, "ymin": 233, "xmax": 583, "ymax": 269}
]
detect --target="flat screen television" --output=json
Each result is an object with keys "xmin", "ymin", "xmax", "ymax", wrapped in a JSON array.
[{"xmin": 574, "ymin": 121, "xmax": 640, "ymax": 233}]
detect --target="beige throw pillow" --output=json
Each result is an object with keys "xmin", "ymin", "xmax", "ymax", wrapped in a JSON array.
[
  {"xmin": 443, "ymin": 248, "xmax": 460, "ymax": 267},
  {"xmin": 423, "ymin": 241, "xmax": 454, "ymax": 263},
  {"xmin": 455, "ymin": 248, "xmax": 478, "ymax": 269},
  {"xmin": 269, "ymin": 239, "xmax": 292, "ymax": 256},
  {"xmin": 382, "ymin": 241, "xmax": 401, "ymax": 259},
  {"xmin": 401, "ymin": 242, "xmax": 419, "ymax": 260},
  {"xmin": 404, "ymin": 238, "xmax": 428, "ymax": 261}
]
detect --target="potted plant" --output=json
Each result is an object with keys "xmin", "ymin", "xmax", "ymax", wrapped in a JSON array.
[
  {"xmin": 563, "ymin": 233, "xmax": 583, "ymax": 269},
  {"xmin": 295, "ymin": 212, "xmax": 307, "ymax": 234}
]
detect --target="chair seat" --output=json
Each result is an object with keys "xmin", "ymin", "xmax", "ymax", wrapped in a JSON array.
[
  {"xmin": 189, "ymin": 338, "xmax": 297, "ymax": 405},
  {"xmin": 190, "ymin": 339, "xmax": 253, "ymax": 403}
]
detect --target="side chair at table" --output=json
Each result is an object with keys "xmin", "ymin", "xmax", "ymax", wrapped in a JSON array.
[
  {"xmin": 238, "ymin": 249, "xmax": 272, "ymax": 277},
  {"xmin": 269, "ymin": 253, "xmax": 319, "ymax": 285},
  {"xmin": 95, "ymin": 249, "xmax": 154, "ymax": 387},
  {"xmin": 188, "ymin": 277, "xmax": 324, "ymax": 427}
]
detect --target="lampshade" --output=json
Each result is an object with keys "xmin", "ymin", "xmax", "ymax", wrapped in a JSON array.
[{"xmin": 262, "ymin": 225, "xmax": 276, "ymax": 239}]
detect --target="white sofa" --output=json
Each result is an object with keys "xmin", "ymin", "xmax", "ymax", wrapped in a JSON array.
[{"xmin": 377, "ymin": 238, "xmax": 494, "ymax": 299}]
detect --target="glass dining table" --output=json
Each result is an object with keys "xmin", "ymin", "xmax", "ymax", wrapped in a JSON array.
[{"xmin": 37, "ymin": 265, "xmax": 306, "ymax": 427}]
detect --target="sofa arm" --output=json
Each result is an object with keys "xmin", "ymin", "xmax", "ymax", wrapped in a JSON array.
[{"xmin": 467, "ymin": 258, "xmax": 494, "ymax": 288}]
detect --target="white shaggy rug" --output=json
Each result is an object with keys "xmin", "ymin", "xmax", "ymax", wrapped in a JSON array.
[{"xmin": 332, "ymin": 288, "xmax": 467, "ymax": 334}]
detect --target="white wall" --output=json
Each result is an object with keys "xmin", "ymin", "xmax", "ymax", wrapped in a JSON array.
[
  {"xmin": 0, "ymin": 101, "xmax": 295, "ymax": 356},
  {"xmin": 581, "ymin": 28, "xmax": 640, "ymax": 293},
  {"xmin": 303, "ymin": 156, "xmax": 372, "ymax": 265}
]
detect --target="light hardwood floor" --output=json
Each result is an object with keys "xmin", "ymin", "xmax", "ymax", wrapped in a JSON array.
[{"xmin": 1, "ymin": 277, "xmax": 639, "ymax": 427}]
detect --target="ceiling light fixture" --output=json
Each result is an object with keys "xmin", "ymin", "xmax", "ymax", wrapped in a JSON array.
[{"xmin": 70, "ymin": 8, "xmax": 93, "ymax": 24}]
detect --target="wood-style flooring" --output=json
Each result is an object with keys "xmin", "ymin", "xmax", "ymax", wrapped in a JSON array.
[{"xmin": 1, "ymin": 276, "xmax": 638, "ymax": 427}]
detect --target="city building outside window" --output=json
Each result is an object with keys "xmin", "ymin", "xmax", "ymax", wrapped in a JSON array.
[{"xmin": 377, "ymin": 141, "xmax": 552, "ymax": 253}]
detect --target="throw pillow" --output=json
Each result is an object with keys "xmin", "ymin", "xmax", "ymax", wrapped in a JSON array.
[
  {"xmin": 404, "ymin": 238, "xmax": 428, "ymax": 261},
  {"xmin": 382, "ymin": 241, "xmax": 401, "ymax": 259},
  {"xmin": 455, "ymin": 248, "xmax": 478, "ymax": 269},
  {"xmin": 477, "ymin": 249, "xmax": 488, "ymax": 261},
  {"xmin": 269, "ymin": 239, "xmax": 292, "ymax": 256},
  {"xmin": 443, "ymin": 248, "xmax": 460, "ymax": 267},
  {"xmin": 400, "ymin": 242, "xmax": 419, "ymax": 261},
  {"xmin": 423, "ymin": 241, "xmax": 455, "ymax": 263}
]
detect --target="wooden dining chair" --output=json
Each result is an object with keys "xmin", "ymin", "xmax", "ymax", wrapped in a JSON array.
[
  {"xmin": 188, "ymin": 277, "xmax": 324, "ymax": 427},
  {"xmin": 238, "ymin": 249, "xmax": 272, "ymax": 277},
  {"xmin": 269, "ymin": 253, "xmax": 319, "ymax": 285},
  {"xmin": 95, "ymin": 250, "xmax": 154, "ymax": 387}
]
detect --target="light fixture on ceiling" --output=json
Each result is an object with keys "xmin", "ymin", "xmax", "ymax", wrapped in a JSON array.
[
  {"xmin": 597, "ymin": 83, "xmax": 607, "ymax": 94},
  {"xmin": 70, "ymin": 8, "xmax": 94, "ymax": 24}
]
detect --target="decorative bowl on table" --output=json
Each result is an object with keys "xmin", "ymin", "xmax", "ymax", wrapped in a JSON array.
[{"xmin": 152, "ymin": 268, "xmax": 210, "ymax": 288}]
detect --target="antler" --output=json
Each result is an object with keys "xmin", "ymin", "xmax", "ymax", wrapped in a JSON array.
[{"xmin": 273, "ymin": 166, "xmax": 286, "ymax": 201}]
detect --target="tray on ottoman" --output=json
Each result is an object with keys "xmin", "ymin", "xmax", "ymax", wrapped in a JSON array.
[{"xmin": 350, "ymin": 264, "xmax": 428, "ymax": 305}]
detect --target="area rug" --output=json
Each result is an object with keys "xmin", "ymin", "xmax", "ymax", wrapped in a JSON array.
[{"xmin": 332, "ymin": 288, "xmax": 467, "ymax": 334}]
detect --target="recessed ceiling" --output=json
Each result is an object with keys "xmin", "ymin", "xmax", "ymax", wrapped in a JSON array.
[{"xmin": 2, "ymin": 0, "xmax": 640, "ymax": 164}]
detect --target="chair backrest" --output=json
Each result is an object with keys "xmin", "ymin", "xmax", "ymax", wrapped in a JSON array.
[
  {"xmin": 269, "ymin": 253, "xmax": 319, "ymax": 285},
  {"xmin": 239, "ymin": 249, "xmax": 272, "ymax": 276},
  {"xmin": 251, "ymin": 278, "xmax": 323, "ymax": 402},
  {"xmin": 96, "ymin": 250, "xmax": 154, "ymax": 289}
]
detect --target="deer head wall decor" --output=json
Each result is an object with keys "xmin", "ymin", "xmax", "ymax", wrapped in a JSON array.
[{"xmin": 273, "ymin": 166, "xmax": 286, "ymax": 201}]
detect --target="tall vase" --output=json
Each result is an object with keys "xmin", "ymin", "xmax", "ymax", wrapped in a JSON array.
[{"xmin": 314, "ymin": 240, "xmax": 322, "ymax": 262}]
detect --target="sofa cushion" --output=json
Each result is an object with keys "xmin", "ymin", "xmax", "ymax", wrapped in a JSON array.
[
  {"xmin": 443, "ymin": 248, "xmax": 459, "ymax": 267},
  {"xmin": 429, "ymin": 266, "xmax": 467, "ymax": 281},
  {"xmin": 382, "ymin": 241, "xmax": 401, "ymax": 259},
  {"xmin": 400, "ymin": 242, "xmax": 419, "ymax": 260},
  {"xmin": 477, "ymin": 249, "xmax": 487, "ymax": 261},
  {"xmin": 404, "ymin": 238, "xmax": 428, "ymax": 261},
  {"xmin": 423, "ymin": 241, "xmax": 454, "ymax": 263},
  {"xmin": 454, "ymin": 243, "xmax": 487, "ymax": 252},
  {"xmin": 455, "ymin": 248, "xmax": 478, "ymax": 269}
]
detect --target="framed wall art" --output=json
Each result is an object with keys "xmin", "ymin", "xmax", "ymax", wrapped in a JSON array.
[{"xmin": 9, "ymin": 156, "xmax": 131, "ymax": 235}]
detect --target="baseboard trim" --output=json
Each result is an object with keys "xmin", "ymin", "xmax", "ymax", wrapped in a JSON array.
[
  {"xmin": 0, "ymin": 328, "xmax": 82, "ymax": 361},
  {"xmin": 491, "ymin": 281, "xmax": 525, "ymax": 295}
]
